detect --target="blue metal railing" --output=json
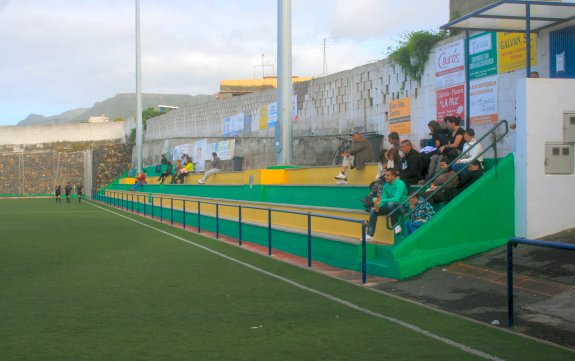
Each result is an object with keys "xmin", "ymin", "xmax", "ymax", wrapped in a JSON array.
[
  {"xmin": 91, "ymin": 190, "xmax": 369, "ymax": 284},
  {"xmin": 507, "ymin": 237, "xmax": 575, "ymax": 328}
]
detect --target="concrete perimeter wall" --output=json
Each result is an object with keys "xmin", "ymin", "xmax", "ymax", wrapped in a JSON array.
[
  {"xmin": 515, "ymin": 79, "xmax": 575, "ymax": 238},
  {"xmin": 0, "ymin": 121, "xmax": 129, "ymax": 146}
]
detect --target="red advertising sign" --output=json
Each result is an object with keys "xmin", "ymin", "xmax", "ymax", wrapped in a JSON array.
[{"xmin": 436, "ymin": 84, "xmax": 465, "ymax": 123}]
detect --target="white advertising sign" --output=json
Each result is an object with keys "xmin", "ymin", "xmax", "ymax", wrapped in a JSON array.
[{"xmin": 435, "ymin": 40, "xmax": 465, "ymax": 89}]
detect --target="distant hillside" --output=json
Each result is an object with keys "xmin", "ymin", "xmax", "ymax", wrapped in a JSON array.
[
  {"xmin": 19, "ymin": 108, "xmax": 88, "ymax": 126},
  {"xmin": 17, "ymin": 93, "xmax": 213, "ymax": 126}
]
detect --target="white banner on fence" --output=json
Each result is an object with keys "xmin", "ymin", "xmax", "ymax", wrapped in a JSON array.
[
  {"xmin": 172, "ymin": 143, "xmax": 190, "ymax": 161},
  {"xmin": 192, "ymin": 139, "xmax": 208, "ymax": 172}
]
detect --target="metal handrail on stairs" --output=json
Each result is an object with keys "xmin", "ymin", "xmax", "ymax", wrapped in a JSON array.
[{"xmin": 385, "ymin": 119, "xmax": 510, "ymax": 232}]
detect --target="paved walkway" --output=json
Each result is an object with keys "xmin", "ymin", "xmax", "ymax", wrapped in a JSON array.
[{"xmin": 117, "ymin": 204, "xmax": 575, "ymax": 350}]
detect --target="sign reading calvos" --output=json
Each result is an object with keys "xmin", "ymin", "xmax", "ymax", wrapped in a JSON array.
[{"xmin": 435, "ymin": 40, "xmax": 465, "ymax": 89}]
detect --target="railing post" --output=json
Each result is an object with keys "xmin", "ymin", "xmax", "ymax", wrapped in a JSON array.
[
  {"xmin": 131, "ymin": 193, "xmax": 134, "ymax": 212},
  {"xmin": 198, "ymin": 201, "xmax": 201, "ymax": 233},
  {"xmin": 143, "ymin": 195, "xmax": 146, "ymax": 217},
  {"xmin": 268, "ymin": 208, "xmax": 272, "ymax": 256},
  {"xmin": 183, "ymin": 200, "xmax": 186, "ymax": 229},
  {"xmin": 507, "ymin": 241, "xmax": 515, "ymax": 328},
  {"xmin": 238, "ymin": 205, "xmax": 242, "ymax": 246},
  {"xmin": 151, "ymin": 195, "xmax": 154, "ymax": 219},
  {"xmin": 307, "ymin": 212, "xmax": 312, "ymax": 267},
  {"xmin": 362, "ymin": 221, "xmax": 367, "ymax": 285},
  {"xmin": 216, "ymin": 203, "xmax": 220, "ymax": 239},
  {"xmin": 170, "ymin": 198, "xmax": 174, "ymax": 225},
  {"xmin": 160, "ymin": 197, "xmax": 163, "ymax": 223}
]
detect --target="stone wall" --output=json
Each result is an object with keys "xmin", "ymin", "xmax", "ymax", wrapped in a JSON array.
[
  {"xmin": 93, "ymin": 144, "xmax": 134, "ymax": 191},
  {"xmin": 0, "ymin": 143, "xmax": 133, "ymax": 195}
]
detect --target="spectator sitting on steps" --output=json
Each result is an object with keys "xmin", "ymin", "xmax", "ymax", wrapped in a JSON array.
[
  {"xmin": 198, "ymin": 152, "xmax": 221, "ymax": 184},
  {"xmin": 335, "ymin": 131, "xmax": 374, "ymax": 181},
  {"xmin": 405, "ymin": 193, "xmax": 435, "ymax": 237},
  {"xmin": 177, "ymin": 156, "xmax": 194, "ymax": 184},
  {"xmin": 447, "ymin": 159, "xmax": 483, "ymax": 201},
  {"xmin": 170, "ymin": 160, "xmax": 182, "ymax": 184},
  {"xmin": 130, "ymin": 171, "xmax": 146, "ymax": 191},
  {"xmin": 157, "ymin": 158, "xmax": 173, "ymax": 184},
  {"xmin": 365, "ymin": 168, "xmax": 408, "ymax": 240},
  {"xmin": 423, "ymin": 158, "xmax": 459, "ymax": 204},
  {"xmin": 399, "ymin": 140, "xmax": 421, "ymax": 188},
  {"xmin": 452, "ymin": 128, "xmax": 483, "ymax": 175}
]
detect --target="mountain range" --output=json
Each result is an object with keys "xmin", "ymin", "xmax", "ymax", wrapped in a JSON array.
[{"xmin": 17, "ymin": 93, "xmax": 213, "ymax": 126}]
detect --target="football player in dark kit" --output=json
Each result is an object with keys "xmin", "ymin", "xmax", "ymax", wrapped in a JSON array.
[
  {"xmin": 76, "ymin": 183, "xmax": 83, "ymax": 203},
  {"xmin": 55, "ymin": 185, "xmax": 61, "ymax": 203},
  {"xmin": 64, "ymin": 182, "xmax": 73, "ymax": 203}
]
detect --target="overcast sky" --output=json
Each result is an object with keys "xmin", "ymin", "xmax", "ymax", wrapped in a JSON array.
[{"xmin": 0, "ymin": 0, "xmax": 449, "ymax": 125}]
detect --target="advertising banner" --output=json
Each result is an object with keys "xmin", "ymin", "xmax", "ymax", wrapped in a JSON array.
[
  {"xmin": 469, "ymin": 32, "xmax": 498, "ymax": 79},
  {"xmin": 435, "ymin": 39, "xmax": 465, "ymax": 88},
  {"xmin": 267, "ymin": 102, "xmax": 278, "ymax": 128},
  {"xmin": 212, "ymin": 140, "xmax": 235, "ymax": 161},
  {"xmin": 259, "ymin": 104, "xmax": 268, "ymax": 130},
  {"xmin": 223, "ymin": 113, "xmax": 245, "ymax": 136},
  {"xmin": 192, "ymin": 139, "xmax": 208, "ymax": 172},
  {"xmin": 267, "ymin": 96, "xmax": 298, "ymax": 128},
  {"xmin": 172, "ymin": 143, "xmax": 190, "ymax": 161},
  {"xmin": 469, "ymin": 75, "xmax": 498, "ymax": 126},
  {"xmin": 389, "ymin": 97, "xmax": 411, "ymax": 135},
  {"xmin": 436, "ymin": 85, "xmax": 465, "ymax": 123},
  {"xmin": 497, "ymin": 32, "xmax": 537, "ymax": 73}
]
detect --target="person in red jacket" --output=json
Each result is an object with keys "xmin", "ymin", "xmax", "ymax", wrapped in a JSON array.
[{"xmin": 130, "ymin": 171, "xmax": 147, "ymax": 191}]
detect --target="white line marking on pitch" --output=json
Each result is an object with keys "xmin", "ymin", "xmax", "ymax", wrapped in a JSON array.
[{"xmin": 87, "ymin": 201, "xmax": 504, "ymax": 361}]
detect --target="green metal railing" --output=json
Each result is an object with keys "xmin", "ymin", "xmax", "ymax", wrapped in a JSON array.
[{"xmin": 385, "ymin": 119, "xmax": 509, "ymax": 232}]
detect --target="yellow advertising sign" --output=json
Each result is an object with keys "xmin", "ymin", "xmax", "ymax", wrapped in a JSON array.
[
  {"xmin": 259, "ymin": 104, "xmax": 268, "ymax": 130},
  {"xmin": 497, "ymin": 32, "xmax": 537, "ymax": 73},
  {"xmin": 389, "ymin": 97, "xmax": 411, "ymax": 134}
]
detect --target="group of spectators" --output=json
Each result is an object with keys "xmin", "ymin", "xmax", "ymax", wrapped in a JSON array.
[
  {"xmin": 54, "ymin": 182, "xmax": 83, "ymax": 203},
  {"xmin": 129, "ymin": 152, "xmax": 222, "ymax": 191},
  {"xmin": 339, "ymin": 116, "xmax": 485, "ymax": 240}
]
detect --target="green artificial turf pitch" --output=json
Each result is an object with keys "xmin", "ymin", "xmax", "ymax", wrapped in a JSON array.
[{"xmin": 0, "ymin": 199, "xmax": 572, "ymax": 360}]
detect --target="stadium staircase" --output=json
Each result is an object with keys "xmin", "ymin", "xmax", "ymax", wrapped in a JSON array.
[{"xmin": 100, "ymin": 122, "xmax": 514, "ymax": 279}]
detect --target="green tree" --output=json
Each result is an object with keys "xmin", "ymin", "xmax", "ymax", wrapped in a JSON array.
[
  {"xmin": 128, "ymin": 107, "xmax": 162, "ymax": 143},
  {"xmin": 388, "ymin": 30, "xmax": 449, "ymax": 82}
]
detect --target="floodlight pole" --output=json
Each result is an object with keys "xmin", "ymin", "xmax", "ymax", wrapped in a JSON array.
[
  {"xmin": 135, "ymin": 0, "xmax": 143, "ymax": 173},
  {"xmin": 277, "ymin": 0, "xmax": 293, "ymax": 165}
]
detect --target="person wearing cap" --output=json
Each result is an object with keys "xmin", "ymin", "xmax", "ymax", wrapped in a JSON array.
[{"xmin": 334, "ymin": 132, "xmax": 374, "ymax": 181}]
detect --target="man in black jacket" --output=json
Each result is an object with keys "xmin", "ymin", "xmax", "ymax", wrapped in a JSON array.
[{"xmin": 399, "ymin": 140, "xmax": 421, "ymax": 188}]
